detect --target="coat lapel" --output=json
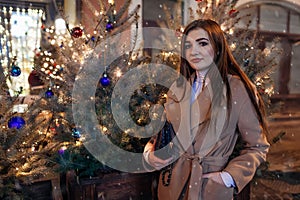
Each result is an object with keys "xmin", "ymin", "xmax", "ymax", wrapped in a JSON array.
[
  {"xmin": 165, "ymin": 77, "xmax": 228, "ymax": 155},
  {"xmin": 165, "ymin": 81, "xmax": 193, "ymax": 153}
]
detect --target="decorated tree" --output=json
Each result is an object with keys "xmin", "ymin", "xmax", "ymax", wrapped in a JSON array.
[{"xmin": 0, "ymin": 0, "xmax": 150, "ymax": 198}]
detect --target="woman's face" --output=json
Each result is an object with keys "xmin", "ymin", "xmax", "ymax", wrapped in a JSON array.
[{"xmin": 184, "ymin": 28, "xmax": 215, "ymax": 72}]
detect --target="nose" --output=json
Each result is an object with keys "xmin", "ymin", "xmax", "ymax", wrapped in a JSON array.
[{"xmin": 190, "ymin": 44, "xmax": 200, "ymax": 55}]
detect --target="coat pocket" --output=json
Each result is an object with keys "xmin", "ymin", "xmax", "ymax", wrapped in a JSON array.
[{"xmin": 202, "ymin": 178, "xmax": 233, "ymax": 200}]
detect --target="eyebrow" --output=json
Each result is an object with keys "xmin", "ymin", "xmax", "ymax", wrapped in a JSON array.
[
  {"xmin": 195, "ymin": 38, "xmax": 209, "ymax": 42},
  {"xmin": 185, "ymin": 37, "xmax": 209, "ymax": 43}
]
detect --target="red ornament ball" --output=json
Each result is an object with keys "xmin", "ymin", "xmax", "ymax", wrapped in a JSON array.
[
  {"xmin": 175, "ymin": 28, "xmax": 182, "ymax": 37},
  {"xmin": 71, "ymin": 27, "xmax": 83, "ymax": 38},
  {"xmin": 28, "ymin": 70, "xmax": 44, "ymax": 87},
  {"xmin": 229, "ymin": 9, "xmax": 237, "ymax": 17}
]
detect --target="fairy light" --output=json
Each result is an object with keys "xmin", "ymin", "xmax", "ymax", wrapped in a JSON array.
[
  {"xmin": 263, "ymin": 48, "xmax": 271, "ymax": 56},
  {"xmin": 55, "ymin": 17, "xmax": 67, "ymax": 34},
  {"xmin": 115, "ymin": 67, "xmax": 122, "ymax": 77},
  {"xmin": 75, "ymin": 141, "xmax": 82, "ymax": 146},
  {"xmin": 102, "ymin": 126, "xmax": 108, "ymax": 133},
  {"xmin": 230, "ymin": 43, "xmax": 236, "ymax": 51}
]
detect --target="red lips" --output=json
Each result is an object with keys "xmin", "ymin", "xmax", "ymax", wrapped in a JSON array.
[{"xmin": 190, "ymin": 58, "xmax": 203, "ymax": 63}]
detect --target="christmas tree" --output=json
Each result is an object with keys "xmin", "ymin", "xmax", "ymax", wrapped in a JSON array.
[{"xmin": 0, "ymin": 0, "xmax": 151, "ymax": 198}]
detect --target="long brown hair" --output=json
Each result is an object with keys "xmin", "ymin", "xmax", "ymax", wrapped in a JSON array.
[{"xmin": 178, "ymin": 19, "xmax": 268, "ymax": 133}]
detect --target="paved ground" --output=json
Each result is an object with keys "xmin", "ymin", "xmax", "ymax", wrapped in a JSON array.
[{"xmin": 250, "ymin": 111, "xmax": 300, "ymax": 199}]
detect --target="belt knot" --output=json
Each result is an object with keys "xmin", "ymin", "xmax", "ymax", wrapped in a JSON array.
[{"xmin": 183, "ymin": 153, "xmax": 203, "ymax": 163}]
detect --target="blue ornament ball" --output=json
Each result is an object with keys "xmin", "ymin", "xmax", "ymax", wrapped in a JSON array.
[
  {"xmin": 100, "ymin": 74, "xmax": 110, "ymax": 87},
  {"xmin": 106, "ymin": 22, "xmax": 114, "ymax": 31},
  {"xmin": 45, "ymin": 89, "xmax": 54, "ymax": 98},
  {"xmin": 72, "ymin": 128, "xmax": 81, "ymax": 138},
  {"xmin": 8, "ymin": 116, "xmax": 25, "ymax": 129},
  {"xmin": 11, "ymin": 65, "xmax": 21, "ymax": 77},
  {"xmin": 243, "ymin": 59, "xmax": 250, "ymax": 67}
]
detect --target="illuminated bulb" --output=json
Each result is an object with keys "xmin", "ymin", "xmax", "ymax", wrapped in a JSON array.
[
  {"xmin": 230, "ymin": 43, "xmax": 236, "ymax": 50},
  {"xmin": 102, "ymin": 126, "xmax": 108, "ymax": 132},
  {"xmin": 75, "ymin": 141, "xmax": 81, "ymax": 146},
  {"xmin": 115, "ymin": 69, "xmax": 122, "ymax": 77},
  {"xmin": 55, "ymin": 17, "xmax": 66, "ymax": 34}
]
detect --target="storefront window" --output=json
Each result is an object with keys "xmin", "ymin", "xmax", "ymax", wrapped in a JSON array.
[
  {"xmin": 290, "ymin": 11, "xmax": 300, "ymax": 34},
  {"xmin": 0, "ymin": 7, "xmax": 43, "ymax": 96},
  {"xmin": 260, "ymin": 4, "xmax": 288, "ymax": 33}
]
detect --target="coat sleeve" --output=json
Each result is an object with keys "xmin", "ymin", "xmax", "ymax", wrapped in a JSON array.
[{"xmin": 224, "ymin": 85, "xmax": 270, "ymax": 193}]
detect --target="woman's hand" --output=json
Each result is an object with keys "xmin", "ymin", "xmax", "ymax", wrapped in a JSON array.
[
  {"xmin": 144, "ymin": 141, "xmax": 173, "ymax": 170},
  {"xmin": 202, "ymin": 172, "xmax": 225, "ymax": 186},
  {"xmin": 148, "ymin": 151, "xmax": 173, "ymax": 170}
]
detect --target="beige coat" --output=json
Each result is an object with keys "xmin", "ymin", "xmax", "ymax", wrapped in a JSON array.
[{"xmin": 157, "ymin": 75, "xmax": 270, "ymax": 200}]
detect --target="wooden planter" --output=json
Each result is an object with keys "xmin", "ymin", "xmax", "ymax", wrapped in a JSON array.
[
  {"xmin": 21, "ymin": 174, "xmax": 63, "ymax": 200},
  {"xmin": 66, "ymin": 171, "xmax": 154, "ymax": 200},
  {"xmin": 22, "ymin": 180, "xmax": 53, "ymax": 200},
  {"xmin": 66, "ymin": 171, "xmax": 250, "ymax": 200}
]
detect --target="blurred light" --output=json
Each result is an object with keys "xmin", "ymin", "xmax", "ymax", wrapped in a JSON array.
[{"xmin": 55, "ymin": 17, "xmax": 66, "ymax": 34}]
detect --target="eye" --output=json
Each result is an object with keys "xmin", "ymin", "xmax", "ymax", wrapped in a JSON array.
[
  {"xmin": 184, "ymin": 43, "xmax": 191, "ymax": 49},
  {"xmin": 199, "ymin": 41, "xmax": 209, "ymax": 46}
]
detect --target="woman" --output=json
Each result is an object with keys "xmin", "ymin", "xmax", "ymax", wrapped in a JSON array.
[{"xmin": 143, "ymin": 19, "xmax": 270, "ymax": 200}]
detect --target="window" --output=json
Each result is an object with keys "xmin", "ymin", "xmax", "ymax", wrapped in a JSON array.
[
  {"xmin": 260, "ymin": 5, "xmax": 288, "ymax": 33},
  {"xmin": 0, "ymin": 7, "xmax": 44, "ymax": 96},
  {"xmin": 290, "ymin": 11, "xmax": 300, "ymax": 34}
]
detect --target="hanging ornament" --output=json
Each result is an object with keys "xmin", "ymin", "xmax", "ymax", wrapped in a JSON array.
[
  {"xmin": 58, "ymin": 146, "xmax": 67, "ymax": 155},
  {"xmin": 70, "ymin": 27, "xmax": 83, "ymax": 38},
  {"xmin": 106, "ymin": 21, "xmax": 114, "ymax": 31},
  {"xmin": 45, "ymin": 88, "xmax": 54, "ymax": 98},
  {"xmin": 8, "ymin": 116, "xmax": 26, "ymax": 129},
  {"xmin": 100, "ymin": 72, "xmax": 110, "ymax": 87},
  {"xmin": 11, "ymin": 65, "xmax": 21, "ymax": 77},
  {"xmin": 175, "ymin": 28, "xmax": 182, "ymax": 37},
  {"xmin": 71, "ymin": 128, "xmax": 81, "ymax": 139},
  {"xmin": 41, "ymin": 24, "xmax": 46, "ymax": 31},
  {"xmin": 58, "ymin": 148, "xmax": 65, "ymax": 155},
  {"xmin": 229, "ymin": 9, "xmax": 237, "ymax": 18},
  {"xmin": 28, "ymin": 70, "xmax": 44, "ymax": 87},
  {"xmin": 243, "ymin": 59, "xmax": 250, "ymax": 67}
]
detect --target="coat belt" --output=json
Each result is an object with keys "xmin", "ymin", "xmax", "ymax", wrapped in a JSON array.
[{"xmin": 182, "ymin": 153, "xmax": 228, "ymax": 200}]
